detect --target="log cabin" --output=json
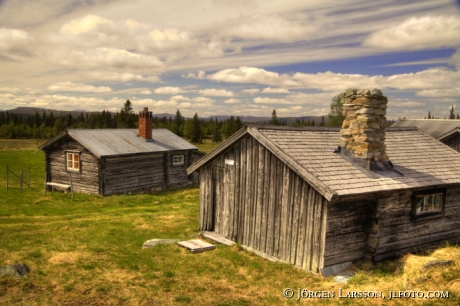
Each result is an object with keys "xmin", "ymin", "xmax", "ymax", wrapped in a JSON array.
[
  {"xmin": 392, "ymin": 119, "xmax": 460, "ymax": 153},
  {"xmin": 40, "ymin": 107, "xmax": 198, "ymax": 195},
  {"xmin": 187, "ymin": 89, "xmax": 460, "ymax": 274}
]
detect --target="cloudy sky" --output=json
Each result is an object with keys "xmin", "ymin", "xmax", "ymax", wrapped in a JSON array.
[{"xmin": 0, "ymin": 0, "xmax": 459, "ymax": 119}]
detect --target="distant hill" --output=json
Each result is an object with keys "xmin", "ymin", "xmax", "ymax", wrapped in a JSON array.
[
  {"xmin": 2, "ymin": 107, "xmax": 329, "ymax": 124},
  {"xmin": 4, "ymin": 107, "xmax": 98, "ymax": 117}
]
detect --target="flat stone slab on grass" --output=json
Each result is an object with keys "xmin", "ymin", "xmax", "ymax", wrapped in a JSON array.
[
  {"xmin": 177, "ymin": 239, "xmax": 216, "ymax": 254},
  {"xmin": 142, "ymin": 239, "xmax": 180, "ymax": 249},
  {"xmin": 421, "ymin": 260, "xmax": 454, "ymax": 272}
]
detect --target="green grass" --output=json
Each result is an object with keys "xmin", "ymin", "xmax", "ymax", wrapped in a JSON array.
[
  {"xmin": 1, "ymin": 143, "xmax": 459, "ymax": 305},
  {"xmin": 193, "ymin": 139, "xmax": 220, "ymax": 153},
  {"xmin": 0, "ymin": 139, "xmax": 47, "ymax": 151}
]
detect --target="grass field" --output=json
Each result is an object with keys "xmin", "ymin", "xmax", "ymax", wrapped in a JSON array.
[
  {"xmin": 0, "ymin": 139, "xmax": 48, "ymax": 151},
  {"xmin": 0, "ymin": 143, "xmax": 459, "ymax": 305}
]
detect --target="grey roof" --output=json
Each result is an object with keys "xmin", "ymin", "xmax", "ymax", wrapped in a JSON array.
[
  {"xmin": 392, "ymin": 119, "xmax": 460, "ymax": 140},
  {"xmin": 40, "ymin": 129, "xmax": 197, "ymax": 158},
  {"xmin": 188, "ymin": 125, "xmax": 460, "ymax": 202}
]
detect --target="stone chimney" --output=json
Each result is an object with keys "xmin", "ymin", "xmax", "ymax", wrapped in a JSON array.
[
  {"xmin": 339, "ymin": 88, "xmax": 390, "ymax": 167},
  {"xmin": 139, "ymin": 107, "xmax": 152, "ymax": 140}
]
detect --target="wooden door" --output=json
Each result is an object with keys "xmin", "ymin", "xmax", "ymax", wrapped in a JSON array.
[{"xmin": 212, "ymin": 166, "xmax": 235, "ymax": 239}]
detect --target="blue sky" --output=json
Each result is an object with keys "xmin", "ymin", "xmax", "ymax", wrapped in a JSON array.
[{"xmin": 0, "ymin": 0, "xmax": 459, "ymax": 119}]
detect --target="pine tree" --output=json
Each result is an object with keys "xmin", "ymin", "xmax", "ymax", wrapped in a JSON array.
[
  {"xmin": 118, "ymin": 99, "xmax": 136, "ymax": 128},
  {"xmin": 428, "ymin": 111, "xmax": 431, "ymax": 119},
  {"xmin": 269, "ymin": 109, "xmax": 279, "ymax": 125},
  {"xmin": 190, "ymin": 113, "xmax": 202, "ymax": 143},
  {"xmin": 212, "ymin": 121, "xmax": 222, "ymax": 143},
  {"xmin": 449, "ymin": 105, "xmax": 455, "ymax": 119}
]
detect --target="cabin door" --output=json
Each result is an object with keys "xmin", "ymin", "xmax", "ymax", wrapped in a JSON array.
[{"xmin": 212, "ymin": 166, "xmax": 236, "ymax": 240}]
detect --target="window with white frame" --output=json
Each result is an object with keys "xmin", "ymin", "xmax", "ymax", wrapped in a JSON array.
[
  {"xmin": 172, "ymin": 155, "xmax": 184, "ymax": 165},
  {"xmin": 412, "ymin": 189, "xmax": 445, "ymax": 220},
  {"xmin": 66, "ymin": 152, "xmax": 80, "ymax": 171}
]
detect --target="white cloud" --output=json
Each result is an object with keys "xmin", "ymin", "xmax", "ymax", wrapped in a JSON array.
[
  {"xmin": 0, "ymin": 27, "xmax": 33, "ymax": 61},
  {"xmin": 89, "ymin": 72, "xmax": 160, "ymax": 83},
  {"xmin": 198, "ymin": 88, "xmax": 234, "ymax": 97},
  {"xmin": 241, "ymin": 88, "xmax": 260, "ymax": 94},
  {"xmin": 60, "ymin": 14, "xmax": 112, "ymax": 35},
  {"xmin": 0, "ymin": 93, "xmax": 15, "ymax": 100},
  {"xmin": 292, "ymin": 71, "xmax": 383, "ymax": 92},
  {"xmin": 363, "ymin": 15, "xmax": 460, "ymax": 50},
  {"xmin": 52, "ymin": 47, "xmax": 165, "ymax": 71},
  {"xmin": 224, "ymin": 98, "xmax": 241, "ymax": 104},
  {"xmin": 385, "ymin": 67, "xmax": 460, "ymax": 90},
  {"xmin": 149, "ymin": 28, "xmax": 192, "ymax": 48},
  {"xmin": 192, "ymin": 97, "xmax": 215, "ymax": 104},
  {"xmin": 0, "ymin": 87, "xmax": 26, "ymax": 93},
  {"xmin": 0, "ymin": 93, "xmax": 126, "ymax": 112},
  {"xmin": 182, "ymin": 71, "xmax": 207, "ymax": 79},
  {"xmin": 198, "ymin": 66, "xmax": 460, "ymax": 95},
  {"xmin": 389, "ymin": 100, "xmax": 427, "ymax": 108},
  {"xmin": 416, "ymin": 87, "xmax": 460, "ymax": 98},
  {"xmin": 154, "ymin": 87, "xmax": 184, "ymax": 95},
  {"xmin": 198, "ymin": 66, "xmax": 302, "ymax": 87},
  {"xmin": 262, "ymin": 87, "xmax": 290, "ymax": 94},
  {"xmin": 221, "ymin": 14, "xmax": 316, "ymax": 42},
  {"xmin": 133, "ymin": 98, "xmax": 178, "ymax": 108},
  {"xmin": 253, "ymin": 97, "xmax": 292, "ymax": 104},
  {"xmin": 48, "ymin": 82, "xmax": 112, "ymax": 93},
  {"xmin": 170, "ymin": 95, "xmax": 190, "ymax": 101},
  {"xmin": 450, "ymin": 48, "xmax": 460, "ymax": 69},
  {"xmin": 128, "ymin": 89, "xmax": 152, "ymax": 95}
]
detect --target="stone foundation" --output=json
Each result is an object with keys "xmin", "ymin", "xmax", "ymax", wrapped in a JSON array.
[{"xmin": 339, "ymin": 88, "xmax": 389, "ymax": 162}]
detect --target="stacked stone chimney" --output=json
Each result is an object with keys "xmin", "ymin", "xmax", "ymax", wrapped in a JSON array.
[
  {"xmin": 339, "ymin": 89, "xmax": 389, "ymax": 162},
  {"xmin": 139, "ymin": 107, "xmax": 153, "ymax": 140}
]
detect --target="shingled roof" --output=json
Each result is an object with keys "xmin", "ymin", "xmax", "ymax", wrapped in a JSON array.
[
  {"xmin": 39, "ymin": 128, "xmax": 197, "ymax": 158},
  {"xmin": 188, "ymin": 125, "xmax": 460, "ymax": 202},
  {"xmin": 392, "ymin": 119, "xmax": 460, "ymax": 140}
]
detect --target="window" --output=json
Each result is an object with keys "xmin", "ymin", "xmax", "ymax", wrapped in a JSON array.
[
  {"xmin": 412, "ymin": 189, "xmax": 445, "ymax": 221},
  {"xmin": 66, "ymin": 152, "xmax": 80, "ymax": 171},
  {"xmin": 172, "ymin": 155, "xmax": 184, "ymax": 166}
]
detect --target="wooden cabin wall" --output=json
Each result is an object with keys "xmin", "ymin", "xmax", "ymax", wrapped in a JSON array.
[
  {"xmin": 47, "ymin": 138, "xmax": 100, "ymax": 194},
  {"xmin": 199, "ymin": 135, "xmax": 328, "ymax": 272},
  {"xmin": 368, "ymin": 187, "xmax": 460, "ymax": 262},
  {"xmin": 103, "ymin": 151, "xmax": 194, "ymax": 195},
  {"xmin": 165, "ymin": 151, "xmax": 194, "ymax": 186},
  {"xmin": 323, "ymin": 199, "xmax": 371, "ymax": 267},
  {"xmin": 103, "ymin": 153, "xmax": 166, "ymax": 195},
  {"xmin": 442, "ymin": 134, "xmax": 460, "ymax": 153}
]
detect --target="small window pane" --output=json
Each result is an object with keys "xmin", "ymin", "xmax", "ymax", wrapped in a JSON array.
[
  {"xmin": 415, "ymin": 192, "xmax": 443, "ymax": 216},
  {"xmin": 66, "ymin": 152, "xmax": 80, "ymax": 171},
  {"xmin": 416, "ymin": 196, "xmax": 424, "ymax": 213}
]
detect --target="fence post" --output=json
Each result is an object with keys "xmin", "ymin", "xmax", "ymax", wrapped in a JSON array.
[
  {"xmin": 69, "ymin": 172, "xmax": 74, "ymax": 200},
  {"xmin": 6, "ymin": 166, "xmax": 8, "ymax": 191},
  {"xmin": 20, "ymin": 169, "xmax": 23, "ymax": 193},
  {"xmin": 44, "ymin": 170, "xmax": 46, "ymax": 195},
  {"xmin": 28, "ymin": 167, "xmax": 30, "ymax": 189}
]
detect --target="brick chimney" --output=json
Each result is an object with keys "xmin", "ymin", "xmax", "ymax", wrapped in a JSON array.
[
  {"xmin": 339, "ymin": 89, "xmax": 392, "ymax": 170},
  {"xmin": 139, "ymin": 107, "xmax": 152, "ymax": 140}
]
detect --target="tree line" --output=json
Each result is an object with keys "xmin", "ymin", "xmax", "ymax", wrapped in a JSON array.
[{"xmin": 0, "ymin": 100, "xmax": 245, "ymax": 143}]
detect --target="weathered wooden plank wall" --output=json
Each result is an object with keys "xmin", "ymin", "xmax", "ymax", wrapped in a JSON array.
[
  {"xmin": 47, "ymin": 138, "xmax": 99, "ymax": 194},
  {"xmin": 442, "ymin": 134, "xmax": 460, "ymax": 153},
  {"xmin": 103, "ymin": 153, "xmax": 166, "ymax": 195},
  {"xmin": 324, "ymin": 199, "xmax": 370, "ymax": 266},
  {"xmin": 103, "ymin": 151, "xmax": 194, "ymax": 195},
  {"xmin": 199, "ymin": 135, "xmax": 328, "ymax": 272},
  {"xmin": 368, "ymin": 188, "xmax": 460, "ymax": 262}
]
